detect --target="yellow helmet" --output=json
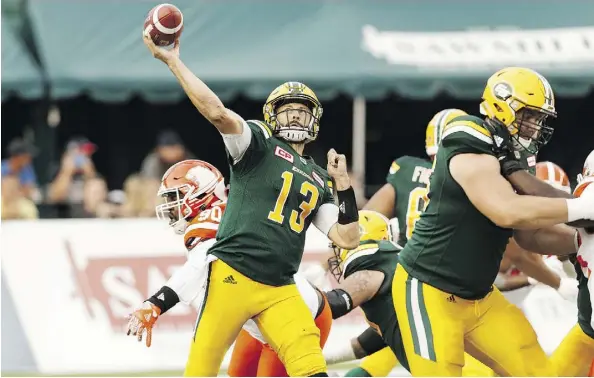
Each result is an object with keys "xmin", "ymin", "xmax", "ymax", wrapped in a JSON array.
[
  {"xmin": 263, "ymin": 81, "xmax": 323, "ymax": 143},
  {"xmin": 480, "ymin": 67, "xmax": 556, "ymax": 153},
  {"xmin": 426, "ymin": 109, "xmax": 467, "ymax": 157},
  {"xmin": 328, "ymin": 210, "xmax": 392, "ymax": 281}
]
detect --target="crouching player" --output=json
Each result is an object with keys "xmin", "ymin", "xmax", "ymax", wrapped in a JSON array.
[
  {"xmin": 322, "ymin": 210, "xmax": 496, "ymax": 376},
  {"xmin": 125, "ymin": 159, "xmax": 332, "ymax": 376}
]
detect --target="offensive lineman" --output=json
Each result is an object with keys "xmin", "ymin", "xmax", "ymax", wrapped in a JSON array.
[
  {"xmin": 142, "ymin": 35, "xmax": 360, "ymax": 376},
  {"xmin": 391, "ymin": 67, "xmax": 594, "ymax": 376}
]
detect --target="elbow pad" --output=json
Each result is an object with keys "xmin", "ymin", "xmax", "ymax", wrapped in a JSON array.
[{"xmin": 325, "ymin": 289, "xmax": 353, "ymax": 319}]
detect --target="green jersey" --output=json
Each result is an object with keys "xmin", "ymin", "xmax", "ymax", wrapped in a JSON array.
[
  {"xmin": 209, "ymin": 120, "xmax": 335, "ymax": 286},
  {"xmin": 343, "ymin": 240, "xmax": 409, "ymax": 371},
  {"xmin": 571, "ymin": 252, "xmax": 594, "ymax": 339},
  {"xmin": 386, "ymin": 156, "xmax": 433, "ymax": 246},
  {"xmin": 398, "ymin": 115, "xmax": 511, "ymax": 299}
]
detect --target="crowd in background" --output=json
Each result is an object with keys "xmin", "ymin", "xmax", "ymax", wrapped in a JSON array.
[
  {"xmin": 1, "ymin": 128, "xmax": 369, "ymax": 221},
  {"xmin": 1, "ymin": 129, "xmax": 193, "ymax": 220}
]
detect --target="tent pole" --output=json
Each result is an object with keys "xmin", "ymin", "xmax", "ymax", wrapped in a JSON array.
[{"xmin": 352, "ymin": 96, "xmax": 366, "ymax": 189}]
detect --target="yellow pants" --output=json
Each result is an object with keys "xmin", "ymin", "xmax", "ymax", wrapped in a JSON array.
[
  {"xmin": 358, "ymin": 345, "xmax": 494, "ymax": 377},
  {"xmin": 392, "ymin": 264, "xmax": 554, "ymax": 376},
  {"xmin": 550, "ymin": 324, "xmax": 594, "ymax": 376},
  {"xmin": 359, "ymin": 347, "xmax": 399, "ymax": 377},
  {"xmin": 184, "ymin": 259, "xmax": 325, "ymax": 376}
]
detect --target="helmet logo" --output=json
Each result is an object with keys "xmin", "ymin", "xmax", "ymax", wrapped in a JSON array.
[{"xmin": 493, "ymin": 82, "xmax": 513, "ymax": 101}]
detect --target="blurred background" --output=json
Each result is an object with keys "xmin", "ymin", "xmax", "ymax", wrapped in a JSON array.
[{"xmin": 1, "ymin": 0, "xmax": 593, "ymax": 376}]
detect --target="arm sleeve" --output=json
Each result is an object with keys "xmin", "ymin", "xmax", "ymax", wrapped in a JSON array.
[
  {"xmin": 227, "ymin": 120, "xmax": 273, "ymax": 174},
  {"xmin": 220, "ymin": 119, "xmax": 252, "ymax": 164},
  {"xmin": 312, "ymin": 203, "xmax": 339, "ymax": 236}
]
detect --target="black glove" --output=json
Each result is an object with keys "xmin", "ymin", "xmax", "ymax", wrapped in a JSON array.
[{"xmin": 483, "ymin": 119, "xmax": 524, "ymax": 177}]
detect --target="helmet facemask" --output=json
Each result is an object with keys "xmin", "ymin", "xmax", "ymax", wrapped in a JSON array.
[
  {"xmin": 510, "ymin": 107, "xmax": 555, "ymax": 154},
  {"xmin": 156, "ymin": 184, "xmax": 215, "ymax": 235},
  {"xmin": 327, "ymin": 243, "xmax": 345, "ymax": 282},
  {"xmin": 272, "ymin": 100, "xmax": 318, "ymax": 143}
]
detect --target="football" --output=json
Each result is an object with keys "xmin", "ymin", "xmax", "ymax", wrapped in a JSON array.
[{"xmin": 143, "ymin": 3, "xmax": 184, "ymax": 47}]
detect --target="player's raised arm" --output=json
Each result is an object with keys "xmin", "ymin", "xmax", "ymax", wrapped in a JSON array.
[
  {"xmin": 449, "ymin": 153, "xmax": 594, "ymax": 229},
  {"xmin": 314, "ymin": 149, "xmax": 360, "ymax": 249},
  {"xmin": 143, "ymin": 34, "xmax": 243, "ymax": 135}
]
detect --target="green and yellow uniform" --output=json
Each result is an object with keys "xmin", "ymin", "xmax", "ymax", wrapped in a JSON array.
[
  {"xmin": 187, "ymin": 120, "xmax": 334, "ymax": 376},
  {"xmin": 342, "ymin": 240, "xmax": 409, "ymax": 372},
  {"xmin": 392, "ymin": 115, "xmax": 553, "ymax": 376},
  {"xmin": 386, "ymin": 156, "xmax": 433, "ymax": 245},
  {"xmin": 210, "ymin": 120, "xmax": 334, "ymax": 286}
]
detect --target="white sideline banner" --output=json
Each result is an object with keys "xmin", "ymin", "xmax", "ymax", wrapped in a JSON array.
[
  {"xmin": 1, "ymin": 219, "xmax": 578, "ymax": 374},
  {"xmin": 0, "ymin": 219, "xmax": 366, "ymax": 374}
]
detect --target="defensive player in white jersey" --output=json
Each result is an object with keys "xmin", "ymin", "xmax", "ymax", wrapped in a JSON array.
[
  {"xmin": 125, "ymin": 160, "xmax": 333, "ymax": 377},
  {"xmin": 508, "ymin": 150, "xmax": 594, "ymax": 376},
  {"xmin": 496, "ymin": 161, "xmax": 578, "ymax": 307}
]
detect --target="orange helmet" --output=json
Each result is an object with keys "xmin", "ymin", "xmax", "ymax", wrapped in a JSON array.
[
  {"xmin": 575, "ymin": 150, "xmax": 594, "ymax": 198},
  {"xmin": 156, "ymin": 160, "xmax": 226, "ymax": 234},
  {"xmin": 535, "ymin": 161, "xmax": 570, "ymax": 194},
  {"xmin": 582, "ymin": 150, "xmax": 594, "ymax": 179}
]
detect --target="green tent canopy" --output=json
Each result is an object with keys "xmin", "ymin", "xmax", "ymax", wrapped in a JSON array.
[
  {"xmin": 1, "ymin": 19, "xmax": 44, "ymax": 101},
  {"xmin": 27, "ymin": 0, "xmax": 594, "ymax": 102}
]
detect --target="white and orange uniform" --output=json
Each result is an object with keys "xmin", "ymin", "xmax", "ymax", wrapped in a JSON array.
[
  {"xmin": 550, "ymin": 151, "xmax": 594, "ymax": 376},
  {"xmin": 183, "ymin": 201, "xmax": 333, "ymax": 377}
]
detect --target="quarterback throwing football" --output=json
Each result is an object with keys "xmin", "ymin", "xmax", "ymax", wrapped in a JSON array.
[{"xmin": 141, "ymin": 34, "xmax": 359, "ymax": 377}]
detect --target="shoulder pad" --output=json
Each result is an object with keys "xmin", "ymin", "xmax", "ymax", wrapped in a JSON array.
[
  {"xmin": 342, "ymin": 243, "xmax": 380, "ymax": 274},
  {"xmin": 246, "ymin": 120, "xmax": 273, "ymax": 139},
  {"xmin": 441, "ymin": 117, "xmax": 493, "ymax": 146}
]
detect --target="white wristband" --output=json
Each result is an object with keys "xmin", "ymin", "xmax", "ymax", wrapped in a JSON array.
[{"xmin": 566, "ymin": 198, "xmax": 585, "ymax": 222}]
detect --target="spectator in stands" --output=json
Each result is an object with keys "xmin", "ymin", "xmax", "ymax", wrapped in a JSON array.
[
  {"xmin": 1, "ymin": 175, "xmax": 39, "ymax": 220},
  {"xmin": 120, "ymin": 173, "xmax": 160, "ymax": 217},
  {"xmin": 1, "ymin": 138, "xmax": 40, "ymax": 201},
  {"xmin": 95, "ymin": 189, "xmax": 126, "ymax": 218},
  {"xmin": 140, "ymin": 130, "xmax": 195, "ymax": 180},
  {"xmin": 47, "ymin": 136, "xmax": 98, "ymax": 217},
  {"xmin": 81, "ymin": 175, "xmax": 109, "ymax": 218}
]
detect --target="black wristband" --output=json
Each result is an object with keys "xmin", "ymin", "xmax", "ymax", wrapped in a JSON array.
[
  {"xmin": 337, "ymin": 187, "xmax": 359, "ymax": 225},
  {"xmin": 357, "ymin": 326, "xmax": 387, "ymax": 355},
  {"xmin": 147, "ymin": 286, "xmax": 180, "ymax": 315},
  {"xmin": 325, "ymin": 288, "xmax": 353, "ymax": 319}
]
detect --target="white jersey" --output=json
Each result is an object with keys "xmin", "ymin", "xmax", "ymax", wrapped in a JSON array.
[
  {"xmin": 575, "ymin": 178, "xmax": 594, "ymax": 333},
  {"xmin": 241, "ymin": 273, "xmax": 320, "ymax": 344}
]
